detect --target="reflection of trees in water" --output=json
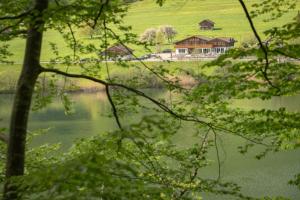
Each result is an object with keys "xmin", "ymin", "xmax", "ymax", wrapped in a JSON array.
[
  {"xmin": 74, "ymin": 92, "xmax": 110, "ymax": 121},
  {"xmin": 25, "ymin": 93, "xmax": 115, "ymax": 150},
  {"xmin": 0, "ymin": 95, "xmax": 14, "ymax": 125},
  {"xmin": 233, "ymin": 94, "xmax": 300, "ymax": 112},
  {"xmin": 25, "ymin": 93, "xmax": 108, "ymax": 122},
  {"xmin": 2, "ymin": 92, "xmax": 300, "ymax": 124}
]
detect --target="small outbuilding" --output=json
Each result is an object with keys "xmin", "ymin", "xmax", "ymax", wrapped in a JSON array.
[
  {"xmin": 101, "ymin": 44, "xmax": 134, "ymax": 58},
  {"xmin": 199, "ymin": 19, "xmax": 215, "ymax": 30}
]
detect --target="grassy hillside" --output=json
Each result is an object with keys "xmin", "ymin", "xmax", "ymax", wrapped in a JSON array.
[
  {"xmin": 3, "ymin": 0, "xmax": 299, "ymax": 62},
  {"xmin": 125, "ymin": 0, "xmax": 298, "ymax": 41}
]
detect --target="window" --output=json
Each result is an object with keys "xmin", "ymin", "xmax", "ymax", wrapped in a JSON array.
[
  {"xmin": 203, "ymin": 48, "xmax": 210, "ymax": 54},
  {"xmin": 178, "ymin": 49, "xmax": 186, "ymax": 54}
]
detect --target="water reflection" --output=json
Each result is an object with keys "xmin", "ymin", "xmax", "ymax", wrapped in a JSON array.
[
  {"xmin": 0, "ymin": 93, "xmax": 116, "ymax": 149},
  {"xmin": 0, "ymin": 92, "xmax": 299, "ymax": 199},
  {"xmin": 233, "ymin": 94, "xmax": 300, "ymax": 112}
]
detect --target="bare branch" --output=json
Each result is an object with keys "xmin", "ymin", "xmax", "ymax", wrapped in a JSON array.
[
  {"xmin": 174, "ymin": 128, "xmax": 211, "ymax": 199},
  {"xmin": 0, "ymin": 18, "xmax": 26, "ymax": 35},
  {"xmin": 54, "ymin": 0, "xmax": 77, "ymax": 60},
  {"xmin": 0, "ymin": 9, "xmax": 32, "ymax": 37},
  {"xmin": 90, "ymin": 0, "xmax": 110, "ymax": 29},
  {"xmin": 103, "ymin": 18, "xmax": 111, "ymax": 81},
  {"xmin": 212, "ymin": 128, "xmax": 221, "ymax": 181},
  {"xmin": 239, "ymin": 0, "xmax": 281, "ymax": 92},
  {"xmin": 0, "ymin": 10, "xmax": 32, "ymax": 21},
  {"xmin": 66, "ymin": 24, "xmax": 77, "ymax": 61},
  {"xmin": 105, "ymin": 85, "xmax": 123, "ymax": 130},
  {"xmin": 40, "ymin": 66, "xmax": 273, "ymax": 147},
  {"xmin": 271, "ymin": 49, "xmax": 300, "ymax": 61}
]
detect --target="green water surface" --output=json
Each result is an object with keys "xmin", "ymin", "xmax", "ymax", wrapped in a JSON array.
[{"xmin": 0, "ymin": 92, "xmax": 299, "ymax": 199}]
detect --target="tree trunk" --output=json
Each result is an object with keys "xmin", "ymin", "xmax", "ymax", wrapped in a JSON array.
[{"xmin": 3, "ymin": 0, "xmax": 48, "ymax": 199}]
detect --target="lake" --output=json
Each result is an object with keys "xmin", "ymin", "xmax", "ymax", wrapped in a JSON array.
[{"xmin": 0, "ymin": 91, "xmax": 299, "ymax": 199}]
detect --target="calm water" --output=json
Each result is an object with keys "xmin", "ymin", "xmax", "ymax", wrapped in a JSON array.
[{"xmin": 0, "ymin": 92, "xmax": 299, "ymax": 199}]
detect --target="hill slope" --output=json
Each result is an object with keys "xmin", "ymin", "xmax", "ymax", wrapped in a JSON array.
[
  {"xmin": 125, "ymin": 0, "xmax": 298, "ymax": 42},
  {"xmin": 4, "ymin": 0, "xmax": 299, "ymax": 62}
]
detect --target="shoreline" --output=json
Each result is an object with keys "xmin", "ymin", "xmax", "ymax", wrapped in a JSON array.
[{"xmin": 0, "ymin": 78, "xmax": 198, "ymax": 95}]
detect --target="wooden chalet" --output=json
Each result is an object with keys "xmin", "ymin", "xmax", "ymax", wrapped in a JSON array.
[
  {"xmin": 174, "ymin": 35, "xmax": 235, "ymax": 56},
  {"xmin": 199, "ymin": 19, "xmax": 215, "ymax": 30},
  {"xmin": 102, "ymin": 44, "xmax": 134, "ymax": 58}
]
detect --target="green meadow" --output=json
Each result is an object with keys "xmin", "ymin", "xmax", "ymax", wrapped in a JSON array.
[
  {"xmin": 4, "ymin": 0, "xmax": 299, "ymax": 62},
  {"xmin": 1, "ymin": 0, "xmax": 298, "ymax": 92},
  {"xmin": 126, "ymin": 0, "xmax": 296, "ymax": 41}
]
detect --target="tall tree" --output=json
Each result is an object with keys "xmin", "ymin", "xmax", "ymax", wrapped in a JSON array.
[
  {"xmin": 159, "ymin": 25, "xmax": 177, "ymax": 43},
  {"xmin": 139, "ymin": 28, "xmax": 157, "ymax": 45},
  {"xmin": 155, "ymin": 29, "xmax": 165, "ymax": 52},
  {"xmin": 2, "ymin": 0, "xmax": 48, "ymax": 199}
]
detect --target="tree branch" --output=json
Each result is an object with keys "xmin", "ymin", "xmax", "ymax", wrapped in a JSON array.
[
  {"xmin": 103, "ymin": 18, "xmax": 111, "ymax": 81},
  {"xmin": 0, "ymin": 10, "xmax": 32, "ymax": 21},
  {"xmin": 104, "ymin": 26, "xmax": 186, "ymax": 91},
  {"xmin": 0, "ymin": 9, "xmax": 32, "ymax": 37},
  {"xmin": 54, "ymin": 0, "xmax": 77, "ymax": 61},
  {"xmin": 238, "ymin": 0, "xmax": 281, "ymax": 92},
  {"xmin": 105, "ymin": 85, "xmax": 123, "ymax": 130},
  {"xmin": 174, "ymin": 128, "xmax": 211, "ymax": 199},
  {"xmin": 40, "ymin": 66, "xmax": 273, "ymax": 147},
  {"xmin": 90, "ymin": 0, "xmax": 110, "ymax": 29},
  {"xmin": 271, "ymin": 49, "xmax": 300, "ymax": 61},
  {"xmin": 212, "ymin": 128, "xmax": 221, "ymax": 181},
  {"xmin": 0, "ymin": 18, "xmax": 26, "ymax": 35}
]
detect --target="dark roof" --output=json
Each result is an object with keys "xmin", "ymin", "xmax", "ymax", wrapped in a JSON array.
[
  {"xmin": 199, "ymin": 19, "xmax": 215, "ymax": 25},
  {"xmin": 211, "ymin": 37, "xmax": 235, "ymax": 43},
  {"xmin": 105, "ymin": 44, "xmax": 133, "ymax": 53},
  {"xmin": 103, "ymin": 44, "xmax": 133, "ymax": 56},
  {"xmin": 174, "ymin": 35, "xmax": 236, "ymax": 46},
  {"xmin": 175, "ymin": 35, "xmax": 212, "ymax": 44}
]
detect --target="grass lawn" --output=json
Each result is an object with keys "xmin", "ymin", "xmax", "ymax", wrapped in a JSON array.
[{"xmin": 3, "ymin": 0, "xmax": 299, "ymax": 62}]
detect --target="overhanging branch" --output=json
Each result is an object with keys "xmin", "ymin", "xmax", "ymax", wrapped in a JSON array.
[
  {"xmin": 40, "ymin": 66, "xmax": 272, "ymax": 147},
  {"xmin": 105, "ymin": 85, "xmax": 123, "ymax": 130},
  {"xmin": 90, "ymin": 0, "xmax": 110, "ymax": 29},
  {"xmin": 0, "ymin": 10, "xmax": 32, "ymax": 21},
  {"xmin": 54, "ymin": 0, "xmax": 77, "ymax": 61},
  {"xmin": 174, "ymin": 127, "xmax": 211, "ymax": 199},
  {"xmin": 271, "ymin": 49, "xmax": 300, "ymax": 61},
  {"xmin": 238, "ymin": 0, "xmax": 281, "ymax": 92},
  {"xmin": 0, "ymin": 18, "xmax": 26, "ymax": 35}
]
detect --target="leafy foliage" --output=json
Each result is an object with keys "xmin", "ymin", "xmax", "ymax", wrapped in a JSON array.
[
  {"xmin": 0, "ymin": 0, "xmax": 299, "ymax": 199},
  {"xmin": 250, "ymin": 0, "xmax": 297, "ymax": 21},
  {"xmin": 6, "ymin": 116, "xmax": 251, "ymax": 200}
]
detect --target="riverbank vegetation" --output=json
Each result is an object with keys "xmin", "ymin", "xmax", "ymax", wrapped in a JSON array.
[{"xmin": 0, "ymin": 61, "xmax": 206, "ymax": 93}]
